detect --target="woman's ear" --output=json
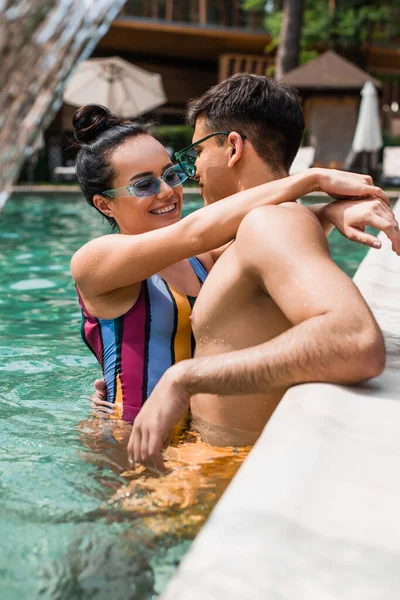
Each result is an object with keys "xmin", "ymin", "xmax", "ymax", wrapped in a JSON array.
[
  {"xmin": 227, "ymin": 132, "xmax": 245, "ymax": 168},
  {"xmin": 93, "ymin": 194, "xmax": 113, "ymax": 218}
]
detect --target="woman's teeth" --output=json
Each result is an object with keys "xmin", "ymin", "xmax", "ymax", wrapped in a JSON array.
[{"xmin": 150, "ymin": 203, "xmax": 176, "ymax": 215}]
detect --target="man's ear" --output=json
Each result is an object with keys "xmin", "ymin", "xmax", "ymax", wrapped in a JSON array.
[
  {"xmin": 93, "ymin": 194, "xmax": 113, "ymax": 218},
  {"xmin": 227, "ymin": 132, "xmax": 245, "ymax": 168}
]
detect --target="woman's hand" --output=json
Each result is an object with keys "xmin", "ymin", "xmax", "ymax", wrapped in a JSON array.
[
  {"xmin": 89, "ymin": 378, "xmax": 115, "ymax": 418},
  {"xmin": 322, "ymin": 196, "xmax": 400, "ymax": 254},
  {"xmin": 314, "ymin": 169, "xmax": 390, "ymax": 205}
]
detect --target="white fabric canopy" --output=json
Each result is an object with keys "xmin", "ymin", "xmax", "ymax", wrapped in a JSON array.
[
  {"xmin": 63, "ymin": 56, "xmax": 167, "ymax": 118},
  {"xmin": 352, "ymin": 81, "xmax": 383, "ymax": 153}
]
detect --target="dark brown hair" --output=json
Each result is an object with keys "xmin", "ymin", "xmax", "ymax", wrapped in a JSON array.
[
  {"xmin": 73, "ymin": 105, "xmax": 152, "ymax": 229},
  {"xmin": 186, "ymin": 73, "xmax": 304, "ymax": 174}
]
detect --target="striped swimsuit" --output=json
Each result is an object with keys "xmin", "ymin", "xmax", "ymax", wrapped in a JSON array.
[{"xmin": 78, "ymin": 257, "xmax": 208, "ymax": 423}]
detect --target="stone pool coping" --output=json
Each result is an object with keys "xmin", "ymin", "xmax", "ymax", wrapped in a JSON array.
[
  {"xmin": 161, "ymin": 200, "xmax": 400, "ymax": 599},
  {"xmin": 10, "ymin": 185, "xmax": 400, "ymax": 200}
]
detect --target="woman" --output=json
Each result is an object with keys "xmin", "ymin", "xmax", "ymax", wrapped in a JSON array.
[{"xmin": 71, "ymin": 105, "xmax": 393, "ymax": 424}]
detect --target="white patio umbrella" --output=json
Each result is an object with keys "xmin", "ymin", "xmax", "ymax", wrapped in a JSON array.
[
  {"xmin": 352, "ymin": 81, "xmax": 383, "ymax": 153},
  {"xmin": 63, "ymin": 56, "xmax": 167, "ymax": 118},
  {"xmin": 345, "ymin": 81, "xmax": 383, "ymax": 170}
]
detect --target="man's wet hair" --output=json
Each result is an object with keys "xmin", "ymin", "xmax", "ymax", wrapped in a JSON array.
[{"xmin": 186, "ymin": 73, "xmax": 305, "ymax": 174}]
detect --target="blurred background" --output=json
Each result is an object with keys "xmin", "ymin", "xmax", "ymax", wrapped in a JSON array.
[{"xmin": 6, "ymin": 0, "xmax": 400, "ymax": 188}]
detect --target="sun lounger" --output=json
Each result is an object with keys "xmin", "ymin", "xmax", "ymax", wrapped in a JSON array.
[
  {"xmin": 381, "ymin": 147, "xmax": 400, "ymax": 186},
  {"xmin": 53, "ymin": 166, "xmax": 76, "ymax": 182},
  {"xmin": 289, "ymin": 146, "xmax": 315, "ymax": 175}
]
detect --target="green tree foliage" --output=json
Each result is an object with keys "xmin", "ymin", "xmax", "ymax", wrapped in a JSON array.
[
  {"xmin": 243, "ymin": 0, "xmax": 400, "ymax": 66},
  {"xmin": 242, "ymin": 0, "xmax": 266, "ymax": 9}
]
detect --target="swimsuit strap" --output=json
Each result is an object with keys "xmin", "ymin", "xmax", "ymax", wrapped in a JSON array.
[{"xmin": 188, "ymin": 256, "xmax": 208, "ymax": 284}]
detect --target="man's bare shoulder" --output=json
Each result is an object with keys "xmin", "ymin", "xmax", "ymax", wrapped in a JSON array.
[
  {"xmin": 235, "ymin": 201, "xmax": 330, "ymax": 277},
  {"xmin": 242, "ymin": 201, "xmax": 321, "ymax": 230},
  {"xmin": 237, "ymin": 202, "xmax": 326, "ymax": 246}
]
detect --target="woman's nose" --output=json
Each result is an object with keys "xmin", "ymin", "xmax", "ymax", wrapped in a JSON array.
[{"xmin": 157, "ymin": 179, "xmax": 174, "ymax": 199}]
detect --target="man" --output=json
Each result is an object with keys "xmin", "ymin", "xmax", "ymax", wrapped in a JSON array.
[{"xmin": 127, "ymin": 74, "xmax": 396, "ymax": 470}]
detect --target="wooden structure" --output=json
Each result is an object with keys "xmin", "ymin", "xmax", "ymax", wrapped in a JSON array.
[
  {"xmin": 109, "ymin": 0, "xmax": 268, "ymax": 62},
  {"xmin": 35, "ymin": 0, "xmax": 270, "ymax": 182},
  {"xmin": 119, "ymin": 0, "xmax": 263, "ymax": 28},
  {"xmin": 219, "ymin": 53, "xmax": 274, "ymax": 82},
  {"xmin": 366, "ymin": 46, "xmax": 400, "ymax": 136},
  {"xmin": 96, "ymin": 4, "xmax": 400, "ymax": 123},
  {"xmin": 38, "ymin": 2, "xmax": 399, "ymax": 181},
  {"xmin": 280, "ymin": 50, "xmax": 383, "ymax": 169},
  {"xmin": 94, "ymin": 0, "xmax": 270, "ymax": 120}
]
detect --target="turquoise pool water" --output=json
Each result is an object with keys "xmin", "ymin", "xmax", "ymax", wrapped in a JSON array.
[{"xmin": 0, "ymin": 193, "xmax": 372, "ymax": 599}]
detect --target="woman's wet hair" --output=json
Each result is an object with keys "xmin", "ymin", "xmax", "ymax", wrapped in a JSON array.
[
  {"xmin": 73, "ymin": 105, "xmax": 152, "ymax": 230},
  {"xmin": 187, "ymin": 73, "xmax": 304, "ymax": 176}
]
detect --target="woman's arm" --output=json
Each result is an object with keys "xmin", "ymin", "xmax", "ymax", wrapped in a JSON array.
[
  {"xmin": 309, "ymin": 197, "xmax": 400, "ymax": 254},
  {"xmin": 71, "ymin": 168, "xmax": 387, "ymax": 297}
]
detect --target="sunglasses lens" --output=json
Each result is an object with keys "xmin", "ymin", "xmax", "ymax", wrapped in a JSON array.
[
  {"xmin": 133, "ymin": 178, "xmax": 158, "ymax": 197},
  {"xmin": 176, "ymin": 167, "xmax": 188, "ymax": 183},
  {"xmin": 164, "ymin": 165, "xmax": 187, "ymax": 186},
  {"xmin": 181, "ymin": 156, "xmax": 196, "ymax": 178}
]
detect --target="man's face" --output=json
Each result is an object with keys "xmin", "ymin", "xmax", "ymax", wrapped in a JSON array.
[{"xmin": 191, "ymin": 118, "xmax": 239, "ymax": 204}]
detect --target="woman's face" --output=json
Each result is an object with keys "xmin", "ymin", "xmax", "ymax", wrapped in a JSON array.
[{"xmin": 99, "ymin": 135, "xmax": 183, "ymax": 235}]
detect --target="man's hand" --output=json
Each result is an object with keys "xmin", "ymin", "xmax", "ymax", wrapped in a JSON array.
[
  {"xmin": 127, "ymin": 366, "xmax": 191, "ymax": 471},
  {"xmin": 315, "ymin": 169, "xmax": 390, "ymax": 205},
  {"xmin": 323, "ymin": 196, "xmax": 400, "ymax": 254},
  {"xmin": 89, "ymin": 378, "xmax": 115, "ymax": 418}
]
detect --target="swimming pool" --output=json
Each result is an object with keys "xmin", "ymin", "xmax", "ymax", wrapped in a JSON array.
[{"xmin": 0, "ymin": 193, "xmax": 371, "ymax": 599}]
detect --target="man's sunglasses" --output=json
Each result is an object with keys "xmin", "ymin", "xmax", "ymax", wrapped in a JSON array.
[
  {"xmin": 102, "ymin": 164, "xmax": 188, "ymax": 199},
  {"xmin": 174, "ymin": 131, "xmax": 247, "ymax": 178},
  {"xmin": 174, "ymin": 132, "xmax": 230, "ymax": 178}
]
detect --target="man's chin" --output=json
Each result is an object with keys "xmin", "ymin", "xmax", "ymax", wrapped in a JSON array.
[
  {"xmin": 200, "ymin": 186, "xmax": 224, "ymax": 205},
  {"xmin": 202, "ymin": 192, "xmax": 215, "ymax": 206}
]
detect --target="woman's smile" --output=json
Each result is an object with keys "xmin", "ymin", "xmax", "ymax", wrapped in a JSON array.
[{"xmin": 149, "ymin": 202, "xmax": 178, "ymax": 216}]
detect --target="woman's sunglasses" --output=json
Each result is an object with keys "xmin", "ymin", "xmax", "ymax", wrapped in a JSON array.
[{"xmin": 102, "ymin": 164, "xmax": 188, "ymax": 199}]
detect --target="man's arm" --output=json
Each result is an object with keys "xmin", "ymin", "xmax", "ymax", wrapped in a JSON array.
[
  {"xmin": 183, "ymin": 203, "xmax": 385, "ymax": 389},
  {"xmin": 128, "ymin": 203, "xmax": 385, "ymax": 470}
]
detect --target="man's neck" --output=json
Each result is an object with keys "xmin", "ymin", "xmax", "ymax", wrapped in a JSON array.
[{"xmin": 235, "ymin": 162, "xmax": 288, "ymax": 193}]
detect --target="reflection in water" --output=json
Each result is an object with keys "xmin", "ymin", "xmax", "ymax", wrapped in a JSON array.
[
  {"xmin": 115, "ymin": 432, "xmax": 249, "ymax": 525},
  {"xmin": 41, "ymin": 418, "xmax": 249, "ymax": 600},
  {"xmin": 77, "ymin": 417, "xmax": 249, "ymax": 536}
]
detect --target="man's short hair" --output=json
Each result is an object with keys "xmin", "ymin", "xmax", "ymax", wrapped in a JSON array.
[{"xmin": 186, "ymin": 73, "xmax": 305, "ymax": 174}]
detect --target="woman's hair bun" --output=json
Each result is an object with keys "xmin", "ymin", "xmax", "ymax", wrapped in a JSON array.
[{"xmin": 72, "ymin": 105, "xmax": 120, "ymax": 145}]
